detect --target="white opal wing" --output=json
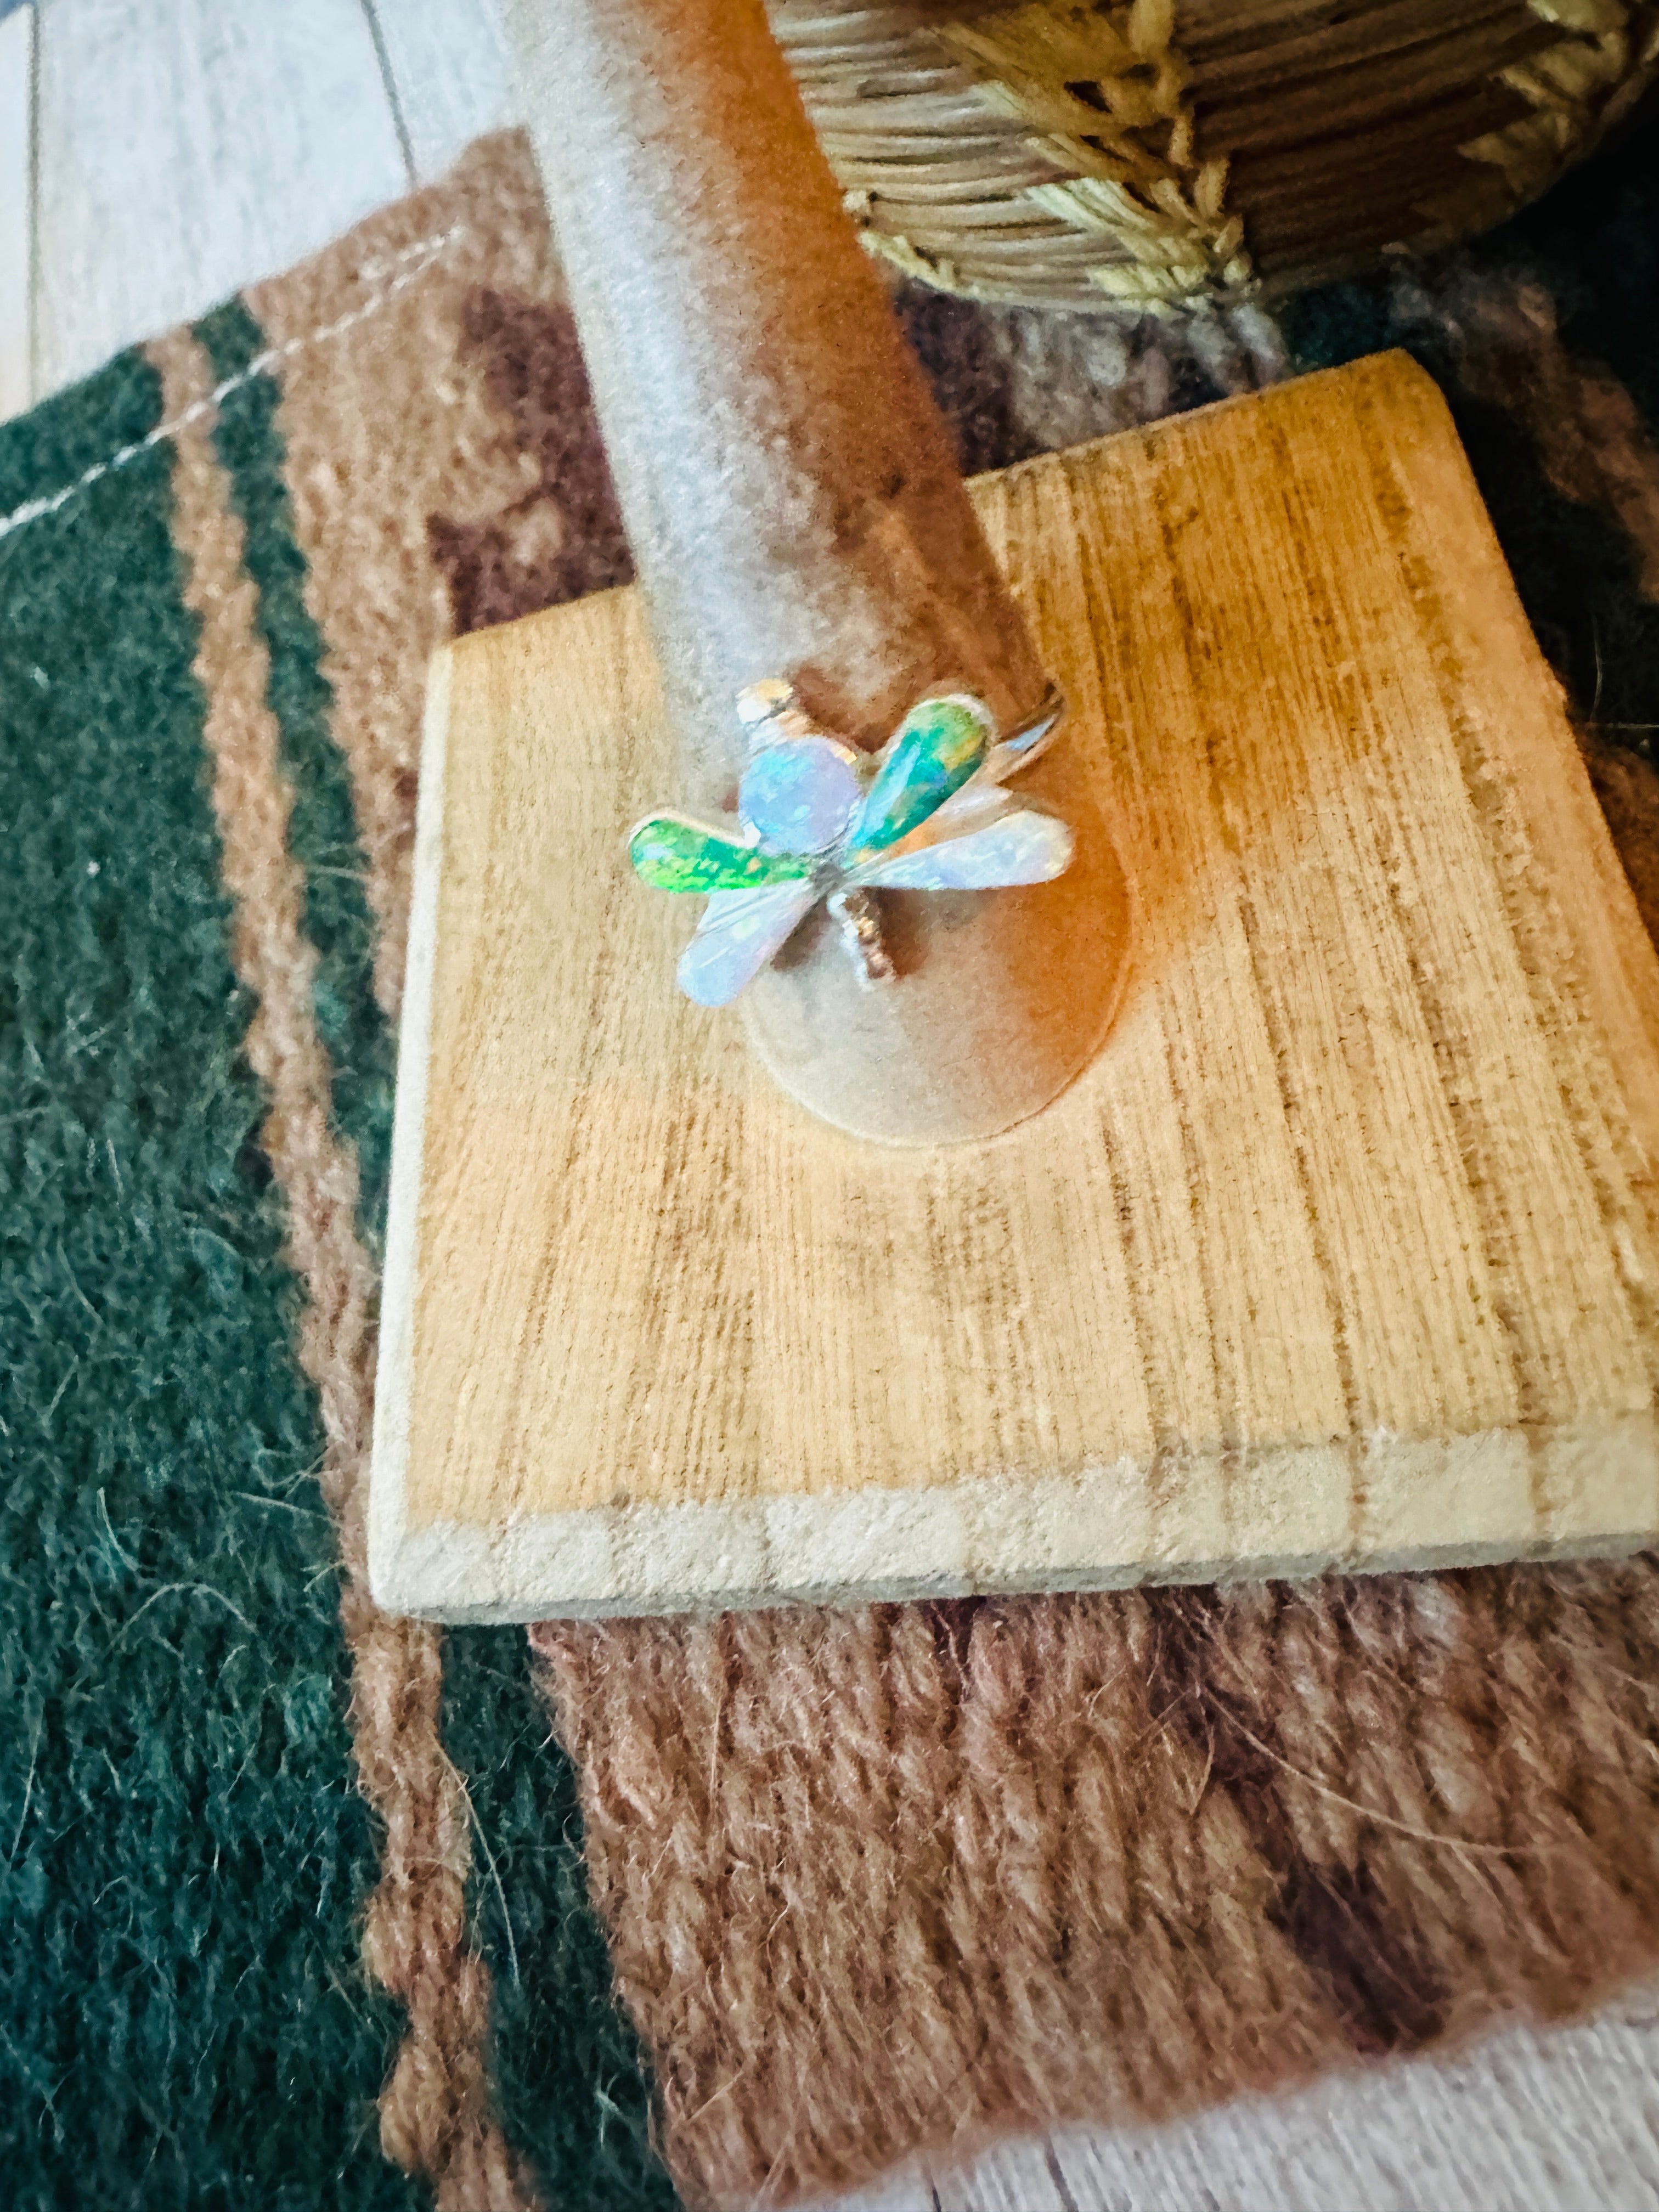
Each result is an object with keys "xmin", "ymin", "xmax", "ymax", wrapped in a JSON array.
[
  {"xmin": 850, "ymin": 809, "xmax": 1073, "ymax": 891},
  {"xmin": 910, "ymin": 777, "xmax": 1013, "ymax": 836},
  {"xmin": 676, "ymin": 880, "xmax": 819, "ymax": 1006}
]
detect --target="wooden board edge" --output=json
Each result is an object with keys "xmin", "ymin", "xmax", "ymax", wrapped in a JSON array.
[
  {"xmin": 368, "ymin": 641, "xmax": 452, "ymax": 1609},
  {"xmin": 370, "ymin": 1414, "xmax": 1659, "ymax": 1623},
  {"xmin": 974, "ymin": 347, "xmax": 1423, "ymax": 505},
  {"xmin": 1356, "ymin": 348, "xmax": 1659, "ymax": 1159}
]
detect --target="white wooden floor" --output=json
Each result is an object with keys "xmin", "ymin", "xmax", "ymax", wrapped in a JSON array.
[
  {"xmin": 0, "ymin": 0, "xmax": 518, "ymax": 422},
  {"xmin": 1, "ymin": 3, "xmax": 1656, "ymax": 2202}
]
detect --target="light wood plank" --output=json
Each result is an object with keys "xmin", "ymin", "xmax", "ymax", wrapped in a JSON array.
[
  {"xmin": 0, "ymin": 4, "xmax": 31, "ymax": 423},
  {"xmin": 822, "ymin": 2172, "xmax": 936, "ymax": 2212},
  {"xmin": 33, "ymin": 0, "xmax": 408, "ymax": 397},
  {"xmin": 831, "ymin": 1994, "xmax": 1659, "ymax": 2209},
  {"xmin": 1037, "ymin": 2000, "xmax": 1659, "ymax": 2210},
  {"xmin": 369, "ymin": 353, "xmax": 1659, "ymax": 1622},
  {"xmin": 369, "ymin": 0, "xmax": 518, "ymax": 182},
  {"xmin": 932, "ymin": 2143, "xmax": 1071, "ymax": 2212}
]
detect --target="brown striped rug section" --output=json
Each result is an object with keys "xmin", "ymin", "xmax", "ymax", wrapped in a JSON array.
[
  {"xmin": 148, "ymin": 290, "xmax": 539, "ymax": 2210},
  {"xmin": 534, "ymin": 1600, "xmax": 1350, "ymax": 2204},
  {"xmin": 533, "ymin": 1548, "xmax": 1659, "ymax": 2206},
  {"xmin": 152, "ymin": 136, "xmax": 663, "ymax": 2206},
  {"xmin": 244, "ymin": 132, "xmax": 568, "ymax": 1025}
]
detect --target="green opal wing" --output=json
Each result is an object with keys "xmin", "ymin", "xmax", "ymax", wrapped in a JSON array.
[
  {"xmin": 845, "ymin": 693, "xmax": 994, "ymax": 858},
  {"xmin": 629, "ymin": 814, "xmax": 811, "ymax": 893}
]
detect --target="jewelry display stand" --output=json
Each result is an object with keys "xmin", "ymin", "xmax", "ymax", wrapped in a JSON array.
[
  {"xmin": 370, "ymin": 350, "xmax": 1659, "ymax": 1621},
  {"xmin": 490, "ymin": 0, "xmax": 1133, "ymax": 1147}
]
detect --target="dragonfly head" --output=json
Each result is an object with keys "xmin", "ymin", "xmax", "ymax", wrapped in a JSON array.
[{"xmin": 738, "ymin": 733, "xmax": 865, "ymax": 857}]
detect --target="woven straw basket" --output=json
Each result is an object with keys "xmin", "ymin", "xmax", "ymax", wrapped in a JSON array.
[{"xmin": 770, "ymin": 0, "xmax": 1659, "ymax": 311}]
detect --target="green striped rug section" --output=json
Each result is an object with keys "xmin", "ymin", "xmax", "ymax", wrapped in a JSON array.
[
  {"xmin": 0, "ymin": 325, "xmax": 674, "ymax": 2204},
  {"xmin": 0, "ymin": 348, "xmax": 415, "ymax": 2205}
]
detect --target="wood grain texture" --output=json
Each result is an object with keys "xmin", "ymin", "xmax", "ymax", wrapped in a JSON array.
[
  {"xmin": 32, "ymin": 0, "xmax": 407, "ymax": 394},
  {"xmin": 0, "ymin": 4, "xmax": 30, "ymax": 424},
  {"xmin": 369, "ymin": 0, "xmax": 517, "ymax": 182},
  {"xmin": 369, "ymin": 352, "xmax": 1659, "ymax": 1623}
]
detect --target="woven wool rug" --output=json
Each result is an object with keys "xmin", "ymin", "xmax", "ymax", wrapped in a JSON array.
[{"xmin": 3, "ymin": 124, "xmax": 1659, "ymax": 2211}]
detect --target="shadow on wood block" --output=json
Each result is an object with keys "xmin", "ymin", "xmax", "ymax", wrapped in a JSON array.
[
  {"xmin": 743, "ymin": 733, "xmax": 1135, "ymax": 1145},
  {"xmin": 369, "ymin": 352, "xmax": 1659, "ymax": 1623}
]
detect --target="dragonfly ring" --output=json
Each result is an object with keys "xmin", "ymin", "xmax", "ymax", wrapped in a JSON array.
[{"xmin": 628, "ymin": 678, "xmax": 1074, "ymax": 1006}]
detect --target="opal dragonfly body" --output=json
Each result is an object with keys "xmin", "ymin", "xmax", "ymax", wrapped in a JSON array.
[{"xmin": 628, "ymin": 685, "xmax": 1073, "ymax": 1006}]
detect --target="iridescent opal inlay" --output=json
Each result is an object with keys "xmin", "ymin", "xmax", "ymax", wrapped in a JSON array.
[
  {"xmin": 847, "ymin": 694, "xmax": 992, "ymax": 857},
  {"xmin": 739, "ymin": 736, "xmax": 862, "ymax": 854},
  {"xmin": 628, "ymin": 816, "xmax": 809, "ymax": 894}
]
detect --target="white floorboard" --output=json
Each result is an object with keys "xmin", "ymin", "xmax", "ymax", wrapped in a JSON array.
[
  {"xmin": 830, "ymin": 1996, "xmax": 1659, "ymax": 2211},
  {"xmin": 32, "ymin": 0, "xmax": 409, "ymax": 396},
  {"xmin": 368, "ymin": 0, "xmax": 517, "ymax": 182},
  {"xmin": 0, "ymin": 5, "xmax": 31, "ymax": 423}
]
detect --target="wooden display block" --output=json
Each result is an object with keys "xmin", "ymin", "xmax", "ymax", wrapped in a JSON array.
[{"xmin": 369, "ymin": 353, "xmax": 1659, "ymax": 1622}]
